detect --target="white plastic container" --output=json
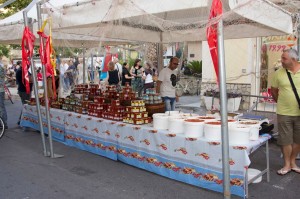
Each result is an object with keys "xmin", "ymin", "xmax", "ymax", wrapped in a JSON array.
[
  {"xmin": 153, "ymin": 113, "xmax": 169, "ymax": 130},
  {"xmin": 238, "ymin": 120, "xmax": 261, "ymax": 141},
  {"xmin": 229, "ymin": 125, "xmax": 251, "ymax": 145},
  {"xmin": 168, "ymin": 117, "xmax": 185, "ymax": 134},
  {"xmin": 248, "ymin": 168, "xmax": 262, "ymax": 183},
  {"xmin": 183, "ymin": 119, "xmax": 205, "ymax": 138},
  {"xmin": 204, "ymin": 121, "xmax": 222, "ymax": 141}
]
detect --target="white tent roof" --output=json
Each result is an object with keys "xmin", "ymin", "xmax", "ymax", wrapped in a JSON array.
[
  {"xmin": 0, "ymin": 0, "xmax": 294, "ymax": 45},
  {"xmin": 48, "ymin": 0, "xmax": 293, "ymax": 43}
]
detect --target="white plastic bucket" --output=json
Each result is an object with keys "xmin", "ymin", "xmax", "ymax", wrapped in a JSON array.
[
  {"xmin": 229, "ymin": 125, "xmax": 250, "ymax": 145},
  {"xmin": 248, "ymin": 168, "xmax": 262, "ymax": 183},
  {"xmin": 153, "ymin": 113, "xmax": 169, "ymax": 130},
  {"xmin": 168, "ymin": 117, "xmax": 185, "ymax": 134},
  {"xmin": 183, "ymin": 119, "xmax": 205, "ymax": 138}
]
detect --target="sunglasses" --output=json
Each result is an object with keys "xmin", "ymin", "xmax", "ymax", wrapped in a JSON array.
[{"xmin": 173, "ymin": 63, "xmax": 179, "ymax": 65}]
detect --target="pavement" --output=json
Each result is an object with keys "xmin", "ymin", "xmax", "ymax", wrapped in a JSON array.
[{"xmin": 1, "ymin": 87, "xmax": 299, "ymax": 199}]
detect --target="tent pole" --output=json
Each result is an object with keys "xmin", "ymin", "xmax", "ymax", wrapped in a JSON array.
[
  {"xmin": 91, "ymin": 53, "xmax": 94, "ymax": 82},
  {"xmin": 22, "ymin": 10, "xmax": 48, "ymax": 157},
  {"xmin": 255, "ymin": 38, "xmax": 262, "ymax": 96},
  {"xmin": 37, "ymin": 2, "xmax": 63, "ymax": 158},
  {"xmin": 82, "ymin": 43, "xmax": 86, "ymax": 84},
  {"xmin": 298, "ymin": 18, "xmax": 300, "ymax": 60},
  {"xmin": 217, "ymin": 19, "xmax": 231, "ymax": 198}
]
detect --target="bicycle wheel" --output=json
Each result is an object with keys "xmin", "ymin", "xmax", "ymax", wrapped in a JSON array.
[
  {"xmin": 0, "ymin": 117, "xmax": 5, "ymax": 139},
  {"xmin": 187, "ymin": 81, "xmax": 197, "ymax": 95},
  {"xmin": 176, "ymin": 83, "xmax": 184, "ymax": 97}
]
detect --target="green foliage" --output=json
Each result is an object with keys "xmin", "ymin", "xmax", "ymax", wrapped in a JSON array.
[
  {"xmin": 126, "ymin": 56, "xmax": 136, "ymax": 69},
  {"xmin": 186, "ymin": 60, "xmax": 202, "ymax": 75},
  {"xmin": 0, "ymin": 0, "xmax": 31, "ymax": 19},
  {"xmin": 0, "ymin": 45, "xmax": 10, "ymax": 57}
]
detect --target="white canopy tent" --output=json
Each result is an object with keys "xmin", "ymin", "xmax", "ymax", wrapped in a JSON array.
[
  {"xmin": 48, "ymin": 0, "xmax": 293, "ymax": 43},
  {"xmin": 0, "ymin": 0, "xmax": 296, "ymax": 196},
  {"xmin": 0, "ymin": 0, "xmax": 294, "ymax": 47},
  {"xmin": 0, "ymin": 0, "xmax": 295, "ymax": 47}
]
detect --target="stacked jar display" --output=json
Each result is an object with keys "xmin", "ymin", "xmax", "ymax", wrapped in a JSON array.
[
  {"xmin": 144, "ymin": 88, "xmax": 162, "ymax": 104},
  {"xmin": 123, "ymin": 100, "xmax": 150, "ymax": 125}
]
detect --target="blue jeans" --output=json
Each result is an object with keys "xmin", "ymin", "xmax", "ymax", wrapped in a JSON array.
[
  {"xmin": 0, "ymin": 92, "xmax": 7, "ymax": 126},
  {"xmin": 64, "ymin": 77, "xmax": 70, "ymax": 91},
  {"xmin": 162, "ymin": 96, "xmax": 176, "ymax": 111}
]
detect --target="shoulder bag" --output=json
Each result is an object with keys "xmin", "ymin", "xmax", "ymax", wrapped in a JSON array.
[{"xmin": 286, "ymin": 69, "xmax": 300, "ymax": 109}]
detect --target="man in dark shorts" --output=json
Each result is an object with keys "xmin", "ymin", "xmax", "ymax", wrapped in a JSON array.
[{"xmin": 271, "ymin": 49, "xmax": 300, "ymax": 175}]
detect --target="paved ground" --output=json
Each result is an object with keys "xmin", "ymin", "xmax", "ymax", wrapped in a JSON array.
[{"xmin": 1, "ymin": 87, "xmax": 299, "ymax": 199}]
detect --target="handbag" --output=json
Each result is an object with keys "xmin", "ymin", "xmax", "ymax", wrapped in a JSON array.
[{"xmin": 286, "ymin": 69, "xmax": 300, "ymax": 109}]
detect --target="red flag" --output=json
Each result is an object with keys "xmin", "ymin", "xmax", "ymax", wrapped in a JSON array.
[
  {"xmin": 21, "ymin": 26, "xmax": 36, "ymax": 94},
  {"xmin": 102, "ymin": 53, "xmax": 112, "ymax": 73},
  {"xmin": 37, "ymin": 31, "xmax": 56, "ymax": 99},
  {"xmin": 206, "ymin": 0, "xmax": 223, "ymax": 84}
]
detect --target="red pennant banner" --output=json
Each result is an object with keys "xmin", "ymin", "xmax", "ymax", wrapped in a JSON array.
[
  {"xmin": 206, "ymin": 0, "xmax": 223, "ymax": 84},
  {"xmin": 37, "ymin": 31, "xmax": 56, "ymax": 99},
  {"xmin": 21, "ymin": 26, "xmax": 36, "ymax": 94}
]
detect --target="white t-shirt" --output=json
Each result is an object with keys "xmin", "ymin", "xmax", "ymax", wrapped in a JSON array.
[
  {"xmin": 60, "ymin": 63, "xmax": 66, "ymax": 75},
  {"xmin": 158, "ymin": 67, "xmax": 178, "ymax": 98},
  {"xmin": 115, "ymin": 63, "xmax": 122, "ymax": 76},
  {"xmin": 145, "ymin": 73, "xmax": 153, "ymax": 84}
]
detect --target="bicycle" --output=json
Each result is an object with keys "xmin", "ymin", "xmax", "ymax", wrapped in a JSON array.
[
  {"xmin": 0, "ymin": 117, "xmax": 5, "ymax": 139},
  {"xmin": 4, "ymin": 85, "xmax": 13, "ymax": 104},
  {"xmin": 176, "ymin": 74, "xmax": 201, "ymax": 96},
  {"xmin": 193, "ymin": 73, "xmax": 202, "ymax": 96}
]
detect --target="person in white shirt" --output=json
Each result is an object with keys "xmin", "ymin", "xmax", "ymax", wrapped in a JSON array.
[
  {"xmin": 62, "ymin": 60, "xmax": 70, "ymax": 91},
  {"xmin": 143, "ymin": 61, "xmax": 154, "ymax": 93},
  {"xmin": 113, "ymin": 57, "xmax": 122, "ymax": 79},
  {"xmin": 156, "ymin": 57, "xmax": 180, "ymax": 111}
]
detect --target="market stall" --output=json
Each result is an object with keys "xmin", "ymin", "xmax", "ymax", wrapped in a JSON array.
[
  {"xmin": 20, "ymin": 102, "xmax": 270, "ymax": 198},
  {"xmin": 1, "ymin": 0, "xmax": 294, "ymax": 198}
]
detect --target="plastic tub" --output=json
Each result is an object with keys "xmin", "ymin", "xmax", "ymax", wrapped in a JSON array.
[
  {"xmin": 184, "ymin": 119, "xmax": 205, "ymax": 138},
  {"xmin": 168, "ymin": 117, "xmax": 185, "ymax": 134},
  {"xmin": 248, "ymin": 168, "xmax": 262, "ymax": 183},
  {"xmin": 153, "ymin": 113, "xmax": 169, "ymax": 130}
]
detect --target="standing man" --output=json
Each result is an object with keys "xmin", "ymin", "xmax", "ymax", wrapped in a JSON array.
[
  {"xmin": 15, "ymin": 61, "xmax": 21, "ymax": 72},
  {"xmin": 16, "ymin": 62, "xmax": 32, "ymax": 125},
  {"xmin": 0, "ymin": 56, "xmax": 8, "ymax": 129},
  {"xmin": 156, "ymin": 57, "xmax": 180, "ymax": 111},
  {"xmin": 271, "ymin": 49, "xmax": 300, "ymax": 175}
]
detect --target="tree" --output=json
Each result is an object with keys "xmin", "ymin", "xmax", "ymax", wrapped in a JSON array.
[
  {"xmin": 0, "ymin": 45, "xmax": 10, "ymax": 57},
  {"xmin": 0, "ymin": 0, "xmax": 31, "ymax": 19}
]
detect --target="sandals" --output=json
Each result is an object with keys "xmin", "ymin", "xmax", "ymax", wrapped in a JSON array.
[
  {"xmin": 291, "ymin": 167, "xmax": 300, "ymax": 174},
  {"xmin": 277, "ymin": 168, "xmax": 291, "ymax": 175}
]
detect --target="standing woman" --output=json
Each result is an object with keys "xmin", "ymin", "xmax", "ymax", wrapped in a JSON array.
[
  {"xmin": 130, "ymin": 59, "xmax": 144, "ymax": 96},
  {"xmin": 122, "ymin": 62, "xmax": 133, "ymax": 86},
  {"xmin": 143, "ymin": 61, "xmax": 154, "ymax": 93},
  {"xmin": 106, "ymin": 61, "xmax": 120, "ymax": 85}
]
